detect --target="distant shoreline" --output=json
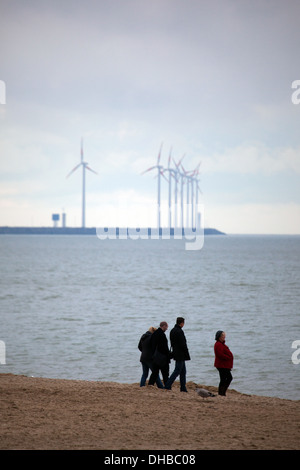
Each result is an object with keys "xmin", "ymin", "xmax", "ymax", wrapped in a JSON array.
[{"xmin": 0, "ymin": 226, "xmax": 225, "ymax": 236}]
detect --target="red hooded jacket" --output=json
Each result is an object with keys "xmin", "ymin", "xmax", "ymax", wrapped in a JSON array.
[{"xmin": 214, "ymin": 340, "xmax": 233, "ymax": 369}]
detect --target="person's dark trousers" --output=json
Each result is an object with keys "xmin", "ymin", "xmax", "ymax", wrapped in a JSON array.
[
  {"xmin": 140, "ymin": 362, "xmax": 150, "ymax": 387},
  {"xmin": 165, "ymin": 361, "xmax": 187, "ymax": 391},
  {"xmin": 217, "ymin": 368, "xmax": 232, "ymax": 395},
  {"xmin": 148, "ymin": 362, "xmax": 169, "ymax": 387},
  {"xmin": 140, "ymin": 361, "xmax": 164, "ymax": 388}
]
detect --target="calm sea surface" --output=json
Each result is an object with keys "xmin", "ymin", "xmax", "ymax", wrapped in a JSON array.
[{"xmin": 1, "ymin": 234, "xmax": 299, "ymax": 400}]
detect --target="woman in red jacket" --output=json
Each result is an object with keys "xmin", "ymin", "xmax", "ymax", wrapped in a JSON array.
[{"xmin": 214, "ymin": 330, "xmax": 234, "ymax": 396}]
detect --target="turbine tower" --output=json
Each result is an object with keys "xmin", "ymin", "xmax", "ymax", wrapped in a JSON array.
[
  {"xmin": 66, "ymin": 138, "xmax": 97, "ymax": 228},
  {"xmin": 141, "ymin": 143, "xmax": 164, "ymax": 229},
  {"xmin": 173, "ymin": 155, "xmax": 185, "ymax": 229},
  {"xmin": 181, "ymin": 162, "xmax": 200, "ymax": 228},
  {"xmin": 163, "ymin": 147, "xmax": 178, "ymax": 229},
  {"xmin": 183, "ymin": 162, "xmax": 202, "ymax": 228},
  {"xmin": 181, "ymin": 165, "xmax": 191, "ymax": 228},
  {"xmin": 192, "ymin": 163, "xmax": 202, "ymax": 228}
]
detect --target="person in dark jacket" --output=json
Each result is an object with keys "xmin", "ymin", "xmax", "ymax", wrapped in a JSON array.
[
  {"xmin": 148, "ymin": 321, "xmax": 170, "ymax": 387},
  {"xmin": 138, "ymin": 327, "xmax": 163, "ymax": 388},
  {"xmin": 164, "ymin": 317, "xmax": 191, "ymax": 392},
  {"xmin": 214, "ymin": 330, "xmax": 234, "ymax": 396}
]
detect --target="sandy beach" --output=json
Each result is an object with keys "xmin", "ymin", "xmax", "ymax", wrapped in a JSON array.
[{"xmin": 0, "ymin": 373, "xmax": 299, "ymax": 450}]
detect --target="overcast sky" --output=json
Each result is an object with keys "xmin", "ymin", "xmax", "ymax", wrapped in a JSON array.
[{"xmin": 1, "ymin": 0, "xmax": 300, "ymax": 233}]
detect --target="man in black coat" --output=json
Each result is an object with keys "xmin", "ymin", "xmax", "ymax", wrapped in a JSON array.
[
  {"xmin": 165, "ymin": 317, "xmax": 190, "ymax": 392},
  {"xmin": 138, "ymin": 327, "xmax": 164, "ymax": 388},
  {"xmin": 148, "ymin": 321, "xmax": 170, "ymax": 387}
]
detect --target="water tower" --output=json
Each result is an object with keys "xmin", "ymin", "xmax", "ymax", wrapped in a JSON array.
[{"xmin": 52, "ymin": 213, "xmax": 60, "ymax": 227}]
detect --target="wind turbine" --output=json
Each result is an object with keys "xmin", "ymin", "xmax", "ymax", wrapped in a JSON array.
[
  {"xmin": 192, "ymin": 163, "xmax": 202, "ymax": 228},
  {"xmin": 66, "ymin": 138, "xmax": 97, "ymax": 229},
  {"xmin": 141, "ymin": 143, "xmax": 164, "ymax": 229},
  {"xmin": 180, "ymin": 161, "xmax": 201, "ymax": 228},
  {"xmin": 183, "ymin": 162, "xmax": 202, "ymax": 229},
  {"xmin": 163, "ymin": 147, "xmax": 178, "ymax": 229},
  {"xmin": 173, "ymin": 154, "xmax": 185, "ymax": 229},
  {"xmin": 182, "ymin": 165, "xmax": 191, "ymax": 228}
]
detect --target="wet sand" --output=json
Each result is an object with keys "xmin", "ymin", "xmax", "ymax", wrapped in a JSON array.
[{"xmin": 0, "ymin": 374, "xmax": 299, "ymax": 450}]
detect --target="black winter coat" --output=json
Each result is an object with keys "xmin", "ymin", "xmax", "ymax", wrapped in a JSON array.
[
  {"xmin": 150, "ymin": 327, "xmax": 170, "ymax": 359},
  {"xmin": 138, "ymin": 331, "xmax": 153, "ymax": 363},
  {"xmin": 169, "ymin": 324, "xmax": 191, "ymax": 361}
]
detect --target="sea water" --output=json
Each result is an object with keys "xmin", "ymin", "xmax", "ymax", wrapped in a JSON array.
[{"xmin": 0, "ymin": 234, "xmax": 299, "ymax": 400}]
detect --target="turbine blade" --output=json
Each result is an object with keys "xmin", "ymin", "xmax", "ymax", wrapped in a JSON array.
[
  {"xmin": 81, "ymin": 137, "xmax": 84, "ymax": 162},
  {"xmin": 191, "ymin": 162, "xmax": 201, "ymax": 176},
  {"xmin": 170, "ymin": 171, "xmax": 178, "ymax": 182},
  {"xmin": 86, "ymin": 165, "xmax": 98, "ymax": 175},
  {"xmin": 181, "ymin": 163, "xmax": 187, "ymax": 174},
  {"xmin": 178, "ymin": 153, "xmax": 185, "ymax": 166},
  {"xmin": 197, "ymin": 185, "xmax": 203, "ymax": 194},
  {"xmin": 160, "ymin": 169, "xmax": 169, "ymax": 182},
  {"xmin": 157, "ymin": 142, "xmax": 163, "ymax": 165},
  {"xmin": 66, "ymin": 163, "xmax": 81, "ymax": 178},
  {"xmin": 141, "ymin": 166, "xmax": 156, "ymax": 175},
  {"xmin": 173, "ymin": 153, "xmax": 185, "ymax": 170},
  {"xmin": 173, "ymin": 157, "xmax": 180, "ymax": 169}
]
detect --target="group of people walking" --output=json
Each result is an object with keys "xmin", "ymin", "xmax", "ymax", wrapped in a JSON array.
[{"xmin": 138, "ymin": 318, "xmax": 234, "ymax": 396}]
